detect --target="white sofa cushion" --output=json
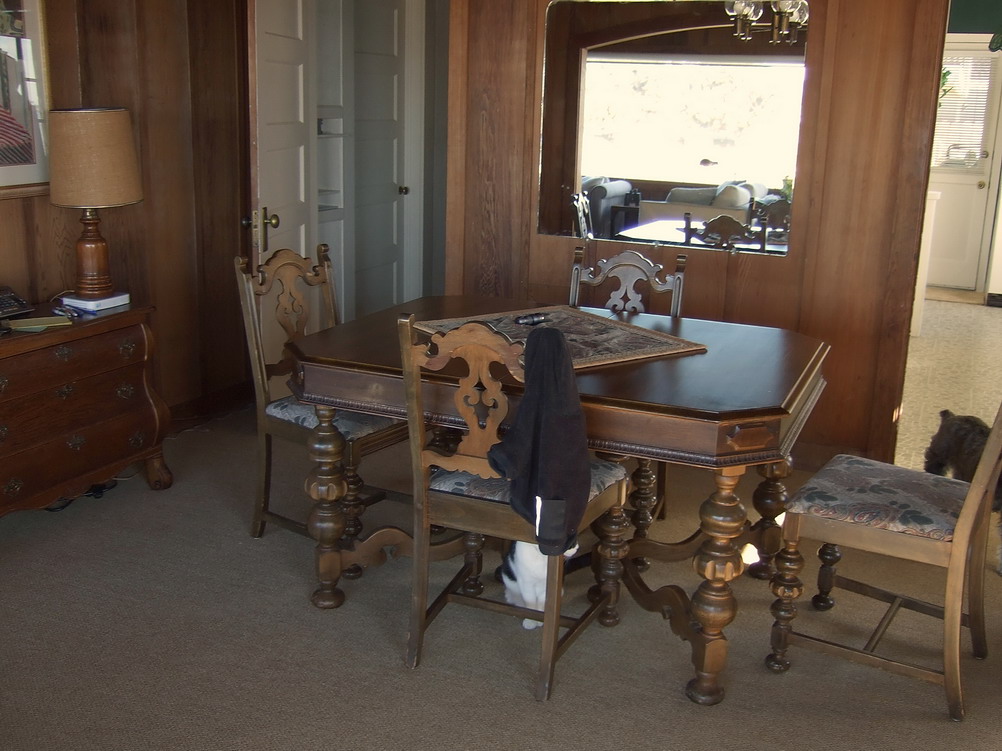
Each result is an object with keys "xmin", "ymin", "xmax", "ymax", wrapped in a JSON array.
[{"xmin": 712, "ymin": 183, "xmax": 752, "ymax": 208}]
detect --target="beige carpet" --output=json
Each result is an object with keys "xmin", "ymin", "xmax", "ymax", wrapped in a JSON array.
[{"xmin": 2, "ymin": 407, "xmax": 1001, "ymax": 750}]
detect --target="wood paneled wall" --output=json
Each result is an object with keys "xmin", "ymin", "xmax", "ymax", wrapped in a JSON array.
[
  {"xmin": 446, "ymin": 0, "xmax": 950, "ymax": 463},
  {"xmin": 0, "ymin": 0, "xmax": 249, "ymax": 412}
]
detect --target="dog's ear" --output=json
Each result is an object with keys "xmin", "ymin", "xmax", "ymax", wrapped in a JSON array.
[{"xmin": 939, "ymin": 409, "xmax": 955, "ymax": 422}]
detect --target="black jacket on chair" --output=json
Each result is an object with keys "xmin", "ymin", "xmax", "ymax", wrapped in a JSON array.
[{"xmin": 487, "ymin": 326, "xmax": 591, "ymax": 554}]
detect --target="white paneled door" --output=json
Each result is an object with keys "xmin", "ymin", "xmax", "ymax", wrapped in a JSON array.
[
  {"xmin": 247, "ymin": 0, "xmax": 315, "ymax": 268},
  {"xmin": 353, "ymin": 0, "xmax": 419, "ymax": 317}
]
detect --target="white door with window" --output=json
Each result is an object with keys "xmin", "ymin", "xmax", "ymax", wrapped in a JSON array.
[{"xmin": 926, "ymin": 37, "xmax": 1001, "ymax": 291}]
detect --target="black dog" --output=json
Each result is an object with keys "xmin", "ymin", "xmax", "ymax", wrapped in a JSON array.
[{"xmin": 924, "ymin": 409, "xmax": 1002, "ymax": 572}]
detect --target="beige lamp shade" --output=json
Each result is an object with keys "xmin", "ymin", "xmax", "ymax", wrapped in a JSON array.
[{"xmin": 48, "ymin": 108, "xmax": 143, "ymax": 209}]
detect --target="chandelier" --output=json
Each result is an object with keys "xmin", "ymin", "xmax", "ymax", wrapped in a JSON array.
[{"xmin": 724, "ymin": 1, "xmax": 809, "ymax": 43}]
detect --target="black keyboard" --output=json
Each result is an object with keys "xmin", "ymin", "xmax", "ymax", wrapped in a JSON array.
[{"xmin": 0, "ymin": 286, "xmax": 34, "ymax": 318}]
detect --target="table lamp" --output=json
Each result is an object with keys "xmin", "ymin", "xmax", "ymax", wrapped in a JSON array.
[{"xmin": 48, "ymin": 108, "xmax": 143, "ymax": 311}]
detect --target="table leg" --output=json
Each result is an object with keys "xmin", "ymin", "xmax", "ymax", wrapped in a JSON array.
[
  {"xmin": 628, "ymin": 458, "xmax": 658, "ymax": 570},
  {"xmin": 305, "ymin": 405, "xmax": 348, "ymax": 609},
  {"xmin": 686, "ymin": 466, "xmax": 747, "ymax": 705},
  {"xmin": 746, "ymin": 459, "xmax": 791, "ymax": 580}
]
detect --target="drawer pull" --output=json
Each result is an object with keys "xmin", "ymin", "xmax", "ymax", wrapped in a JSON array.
[
  {"xmin": 55, "ymin": 345, "xmax": 74, "ymax": 361},
  {"xmin": 67, "ymin": 434, "xmax": 86, "ymax": 451},
  {"xmin": 129, "ymin": 430, "xmax": 146, "ymax": 449},
  {"xmin": 119, "ymin": 339, "xmax": 137, "ymax": 358},
  {"xmin": 4, "ymin": 478, "xmax": 23, "ymax": 497},
  {"xmin": 0, "ymin": 376, "xmax": 7, "ymax": 394},
  {"xmin": 0, "ymin": 424, "xmax": 7, "ymax": 442},
  {"xmin": 56, "ymin": 383, "xmax": 76, "ymax": 399},
  {"xmin": 116, "ymin": 383, "xmax": 136, "ymax": 399}
]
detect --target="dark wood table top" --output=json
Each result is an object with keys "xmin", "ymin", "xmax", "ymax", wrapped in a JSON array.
[{"xmin": 288, "ymin": 295, "xmax": 828, "ymax": 468}]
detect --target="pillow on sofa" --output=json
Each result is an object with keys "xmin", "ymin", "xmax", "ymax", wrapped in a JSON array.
[
  {"xmin": 666, "ymin": 186, "xmax": 717, "ymax": 205},
  {"xmin": 738, "ymin": 181, "xmax": 768, "ymax": 200},
  {"xmin": 712, "ymin": 183, "xmax": 752, "ymax": 209}
]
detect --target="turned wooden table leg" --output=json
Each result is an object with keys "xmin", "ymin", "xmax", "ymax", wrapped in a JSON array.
[
  {"xmin": 305, "ymin": 405, "xmax": 348, "ymax": 609},
  {"xmin": 747, "ymin": 459, "xmax": 791, "ymax": 580},
  {"xmin": 686, "ymin": 466, "xmax": 746, "ymax": 706},
  {"xmin": 629, "ymin": 458, "xmax": 658, "ymax": 569}
]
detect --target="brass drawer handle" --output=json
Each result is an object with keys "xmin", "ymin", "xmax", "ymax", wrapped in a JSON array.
[
  {"xmin": 55, "ymin": 383, "xmax": 75, "ymax": 399},
  {"xmin": 0, "ymin": 376, "xmax": 7, "ymax": 394},
  {"xmin": 0, "ymin": 424, "xmax": 7, "ymax": 442},
  {"xmin": 129, "ymin": 430, "xmax": 146, "ymax": 449},
  {"xmin": 119, "ymin": 339, "xmax": 137, "ymax": 358},
  {"xmin": 55, "ymin": 345, "xmax": 73, "ymax": 361},
  {"xmin": 4, "ymin": 478, "xmax": 23, "ymax": 497},
  {"xmin": 116, "ymin": 383, "xmax": 136, "ymax": 399},
  {"xmin": 67, "ymin": 434, "xmax": 86, "ymax": 451}
]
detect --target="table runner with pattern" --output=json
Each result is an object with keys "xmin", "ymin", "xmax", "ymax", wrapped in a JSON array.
[{"xmin": 413, "ymin": 305, "xmax": 706, "ymax": 369}]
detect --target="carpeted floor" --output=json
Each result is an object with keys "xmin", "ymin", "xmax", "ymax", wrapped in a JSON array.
[{"xmin": 2, "ymin": 404, "xmax": 1001, "ymax": 751}]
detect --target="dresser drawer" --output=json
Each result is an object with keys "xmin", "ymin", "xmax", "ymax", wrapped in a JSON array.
[
  {"xmin": 0, "ymin": 363, "xmax": 152, "ymax": 459},
  {"xmin": 0, "ymin": 325, "xmax": 148, "ymax": 404},
  {"xmin": 0, "ymin": 409, "xmax": 158, "ymax": 513}
]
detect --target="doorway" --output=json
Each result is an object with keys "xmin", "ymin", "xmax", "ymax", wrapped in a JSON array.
[
  {"xmin": 925, "ymin": 34, "xmax": 1002, "ymax": 292},
  {"xmin": 247, "ymin": 0, "xmax": 448, "ymax": 321}
]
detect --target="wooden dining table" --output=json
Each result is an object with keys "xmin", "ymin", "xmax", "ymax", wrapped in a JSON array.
[{"xmin": 286, "ymin": 295, "xmax": 829, "ymax": 705}]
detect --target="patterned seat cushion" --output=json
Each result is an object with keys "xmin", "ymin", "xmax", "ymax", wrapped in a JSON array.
[
  {"xmin": 787, "ymin": 454, "xmax": 971, "ymax": 541},
  {"xmin": 429, "ymin": 458, "xmax": 627, "ymax": 505},
  {"xmin": 265, "ymin": 396, "xmax": 401, "ymax": 439}
]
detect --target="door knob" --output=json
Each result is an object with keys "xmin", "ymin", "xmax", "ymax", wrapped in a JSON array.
[
  {"xmin": 398, "ymin": 185, "xmax": 410, "ymax": 195},
  {"xmin": 240, "ymin": 216, "xmax": 252, "ymax": 228},
  {"xmin": 978, "ymin": 181, "xmax": 986, "ymax": 189},
  {"xmin": 265, "ymin": 212, "xmax": 280, "ymax": 228}
]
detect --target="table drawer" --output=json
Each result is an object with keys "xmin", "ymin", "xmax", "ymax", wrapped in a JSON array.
[
  {"xmin": 0, "ymin": 325, "xmax": 148, "ymax": 404},
  {"xmin": 0, "ymin": 363, "xmax": 151, "ymax": 459},
  {"xmin": 0, "ymin": 409, "xmax": 157, "ymax": 512}
]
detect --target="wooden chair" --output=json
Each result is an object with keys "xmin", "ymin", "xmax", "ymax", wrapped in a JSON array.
[
  {"xmin": 568, "ymin": 247, "xmax": 686, "ymax": 316},
  {"xmin": 571, "ymin": 192, "xmax": 594, "ymax": 240},
  {"xmin": 397, "ymin": 315, "xmax": 630, "ymax": 700},
  {"xmin": 766, "ymin": 400, "xmax": 1002, "ymax": 720},
  {"xmin": 234, "ymin": 246, "xmax": 407, "ymax": 541},
  {"xmin": 568, "ymin": 246, "xmax": 686, "ymax": 526},
  {"xmin": 683, "ymin": 212, "xmax": 766, "ymax": 252}
]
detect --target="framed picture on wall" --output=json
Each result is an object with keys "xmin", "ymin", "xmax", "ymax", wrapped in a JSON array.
[{"xmin": 0, "ymin": 0, "xmax": 49, "ymax": 198}]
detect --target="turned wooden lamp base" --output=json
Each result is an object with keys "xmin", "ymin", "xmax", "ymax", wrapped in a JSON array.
[{"xmin": 61, "ymin": 208, "xmax": 131, "ymax": 311}]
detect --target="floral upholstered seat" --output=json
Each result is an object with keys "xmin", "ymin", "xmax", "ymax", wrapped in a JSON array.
[
  {"xmin": 786, "ymin": 454, "xmax": 970, "ymax": 541},
  {"xmin": 429, "ymin": 458, "xmax": 627, "ymax": 504},
  {"xmin": 266, "ymin": 395, "xmax": 400, "ymax": 438}
]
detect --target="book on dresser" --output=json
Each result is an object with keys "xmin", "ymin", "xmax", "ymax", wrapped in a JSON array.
[{"xmin": 0, "ymin": 305, "xmax": 173, "ymax": 516}]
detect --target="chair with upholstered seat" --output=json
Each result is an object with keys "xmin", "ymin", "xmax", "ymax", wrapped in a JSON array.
[
  {"xmin": 766, "ymin": 400, "xmax": 1002, "ymax": 720},
  {"xmin": 568, "ymin": 247, "xmax": 686, "ymax": 526},
  {"xmin": 234, "ymin": 246, "xmax": 408, "ymax": 541},
  {"xmin": 397, "ymin": 314, "xmax": 630, "ymax": 700}
]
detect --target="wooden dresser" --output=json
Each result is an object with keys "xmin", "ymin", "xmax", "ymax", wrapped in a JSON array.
[{"xmin": 0, "ymin": 306, "xmax": 173, "ymax": 516}]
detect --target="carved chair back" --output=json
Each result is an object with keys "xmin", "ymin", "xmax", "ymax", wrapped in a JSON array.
[
  {"xmin": 398, "ymin": 316, "xmax": 525, "ymax": 481},
  {"xmin": 235, "ymin": 246, "xmax": 337, "ymax": 413},
  {"xmin": 568, "ymin": 247, "xmax": 686, "ymax": 316}
]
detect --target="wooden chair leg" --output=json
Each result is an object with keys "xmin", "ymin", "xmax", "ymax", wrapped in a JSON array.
[
  {"xmin": 461, "ymin": 532, "xmax": 485, "ymax": 596},
  {"xmin": 407, "ymin": 522, "xmax": 431, "ymax": 669},
  {"xmin": 968, "ymin": 517, "xmax": 989, "ymax": 660},
  {"xmin": 812, "ymin": 542, "xmax": 841, "ymax": 611},
  {"xmin": 655, "ymin": 462, "xmax": 668, "ymax": 520},
  {"xmin": 536, "ymin": 554, "xmax": 565, "ymax": 701},
  {"xmin": 251, "ymin": 430, "xmax": 273, "ymax": 538},
  {"xmin": 766, "ymin": 536, "xmax": 805, "ymax": 673},
  {"xmin": 943, "ymin": 579, "xmax": 965, "ymax": 721}
]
